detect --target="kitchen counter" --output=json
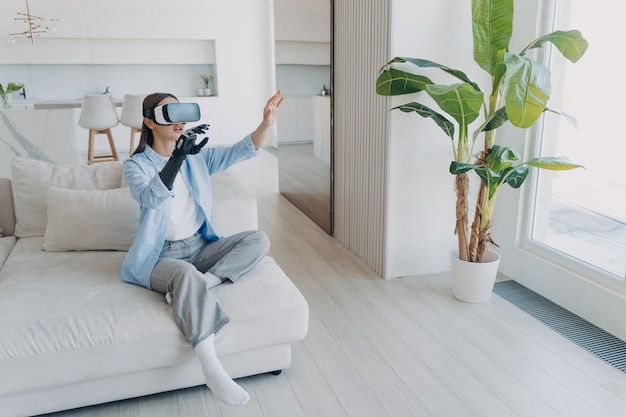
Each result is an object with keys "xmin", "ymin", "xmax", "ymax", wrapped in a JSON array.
[
  {"xmin": 33, "ymin": 99, "xmax": 123, "ymax": 110},
  {"xmin": 18, "ymin": 95, "xmax": 216, "ymax": 110}
]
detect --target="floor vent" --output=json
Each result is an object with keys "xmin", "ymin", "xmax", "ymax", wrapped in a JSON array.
[{"xmin": 493, "ymin": 280, "xmax": 626, "ymax": 374}]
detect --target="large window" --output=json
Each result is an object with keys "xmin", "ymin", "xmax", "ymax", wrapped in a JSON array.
[{"xmin": 530, "ymin": 0, "xmax": 626, "ymax": 280}]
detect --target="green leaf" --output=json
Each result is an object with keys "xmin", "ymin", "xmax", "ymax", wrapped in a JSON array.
[
  {"xmin": 503, "ymin": 166, "xmax": 529, "ymax": 188},
  {"xmin": 425, "ymin": 83, "xmax": 484, "ymax": 127},
  {"xmin": 0, "ymin": 82, "xmax": 24, "ymax": 96},
  {"xmin": 7, "ymin": 82, "xmax": 24, "ymax": 94},
  {"xmin": 473, "ymin": 165, "xmax": 501, "ymax": 199},
  {"xmin": 395, "ymin": 57, "xmax": 482, "ymax": 92},
  {"xmin": 492, "ymin": 49, "xmax": 508, "ymax": 92},
  {"xmin": 503, "ymin": 53, "xmax": 551, "ymax": 128},
  {"xmin": 450, "ymin": 161, "xmax": 476, "ymax": 175},
  {"xmin": 545, "ymin": 107, "xmax": 579, "ymax": 129},
  {"xmin": 525, "ymin": 156, "xmax": 584, "ymax": 170},
  {"xmin": 450, "ymin": 162, "xmax": 500, "ymax": 199},
  {"xmin": 472, "ymin": 0, "xmax": 514, "ymax": 74},
  {"xmin": 479, "ymin": 106, "xmax": 577, "ymax": 134},
  {"xmin": 392, "ymin": 102, "xmax": 455, "ymax": 140},
  {"xmin": 486, "ymin": 144, "xmax": 520, "ymax": 173},
  {"xmin": 375, "ymin": 68, "xmax": 433, "ymax": 96},
  {"xmin": 522, "ymin": 30, "xmax": 588, "ymax": 63},
  {"xmin": 482, "ymin": 107, "xmax": 509, "ymax": 132},
  {"xmin": 379, "ymin": 56, "xmax": 410, "ymax": 71}
]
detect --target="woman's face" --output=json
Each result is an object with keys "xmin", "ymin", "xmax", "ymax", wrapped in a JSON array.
[{"xmin": 146, "ymin": 96, "xmax": 186, "ymax": 143}]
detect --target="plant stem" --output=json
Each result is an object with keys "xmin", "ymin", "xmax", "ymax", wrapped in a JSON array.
[
  {"xmin": 455, "ymin": 173, "xmax": 470, "ymax": 261},
  {"xmin": 1, "ymin": 94, "xmax": 10, "ymax": 109},
  {"xmin": 475, "ymin": 195, "xmax": 498, "ymax": 262},
  {"xmin": 468, "ymin": 183, "xmax": 485, "ymax": 262},
  {"xmin": 475, "ymin": 222, "xmax": 491, "ymax": 263},
  {"xmin": 468, "ymin": 145, "xmax": 491, "ymax": 262}
]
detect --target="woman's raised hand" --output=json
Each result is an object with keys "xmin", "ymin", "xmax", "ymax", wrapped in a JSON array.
[{"xmin": 261, "ymin": 90, "xmax": 284, "ymax": 127}]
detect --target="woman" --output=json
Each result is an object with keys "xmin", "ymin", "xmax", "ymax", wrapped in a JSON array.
[{"xmin": 121, "ymin": 91, "xmax": 283, "ymax": 405}]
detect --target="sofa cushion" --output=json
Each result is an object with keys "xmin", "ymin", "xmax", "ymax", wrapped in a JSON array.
[
  {"xmin": 0, "ymin": 236, "xmax": 16, "ymax": 269},
  {"xmin": 211, "ymin": 171, "xmax": 258, "ymax": 236},
  {"xmin": 10, "ymin": 157, "xmax": 123, "ymax": 238},
  {"xmin": 0, "ymin": 237, "xmax": 309, "ymax": 397},
  {"xmin": 0, "ymin": 178, "xmax": 16, "ymax": 237},
  {"xmin": 0, "ymin": 237, "xmax": 181, "ymax": 396},
  {"xmin": 43, "ymin": 187, "xmax": 140, "ymax": 252}
]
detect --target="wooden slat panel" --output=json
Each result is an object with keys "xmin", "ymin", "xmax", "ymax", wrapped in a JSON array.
[{"xmin": 333, "ymin": 0, "xmax": 390, "ymax": 276}]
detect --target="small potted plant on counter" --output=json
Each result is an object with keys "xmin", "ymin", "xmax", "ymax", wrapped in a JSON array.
[
  {"xmin": 0, "ymin": 82, "xmax": 25, "ymax": 109},
  {"xmin": 198, "ymin": 74, "xmax": 214, "ymax": 96}
]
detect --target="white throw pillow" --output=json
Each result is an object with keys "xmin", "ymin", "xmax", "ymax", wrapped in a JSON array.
[
  {"xmin": 90, "ymin": 162, "xmax": 124, "ymax": 190},
  {"xmin": 11, "ymin": 157, "xmax": 97, "ymax": 237},
  {"xmin": 11, "ymin": 157, "xmax": 124, "ymax": 238},
  {"xmin": 43, "ymin": 187, "xmax": 140, "ymax": 252}
]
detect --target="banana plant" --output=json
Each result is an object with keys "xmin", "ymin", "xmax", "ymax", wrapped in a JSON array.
[
  {"xmin": 450, "ymin": 145, "xmax": 583, "ymax": 250},
  {"xmin": 375, "ymin": 0, "xmax": 588, "ymax": 263}
]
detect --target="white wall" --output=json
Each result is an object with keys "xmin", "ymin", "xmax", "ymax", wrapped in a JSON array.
[
  {"xmin": 274, "ymin": 0, "xmax": 330, "ymax": 66},
  {"xmin": 383, "ymin": 0, "xmax": 488, "ymax": 278},
  {"xmin": 274, "ymin": 0, "xmax": 330, "ymax": 43},
  {"xmin": 0, "ymin": 0, "xmax": 276, "ymax": 148}
]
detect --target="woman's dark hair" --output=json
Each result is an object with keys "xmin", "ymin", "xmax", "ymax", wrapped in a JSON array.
[{"xmin": 131, "ymin": 92, "xmax": 178, "ymax": 155}]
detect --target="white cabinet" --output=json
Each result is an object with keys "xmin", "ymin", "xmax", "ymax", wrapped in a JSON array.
[
  {"xmin": 312, "ymin": 95, "xmax": 330, "ymax": 163},
  {"xmin": 0, "ymin": 39, "xmax": 216, "ymax": 65},
  {"xmin": 277, "ymin": 97, "xmax": 313, "ymax": 144}
]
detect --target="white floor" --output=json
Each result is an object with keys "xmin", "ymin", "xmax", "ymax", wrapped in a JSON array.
[{"xmin": 43, "ymin": 151, "xmax": 626, "ymax": 417}]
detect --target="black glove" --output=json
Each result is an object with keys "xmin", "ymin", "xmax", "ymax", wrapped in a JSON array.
[
  {"xmin": 159, "ymin": 132, "xmax": 209, "ymax": 190},
  {"xmin": 171, "ymin": 133, "xmax": 209, "ymax": 159}
]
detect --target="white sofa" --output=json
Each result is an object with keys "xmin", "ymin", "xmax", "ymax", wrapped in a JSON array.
[{"xmin": 0, "ymin": 157, "xmax": 309, "ymax": 417}]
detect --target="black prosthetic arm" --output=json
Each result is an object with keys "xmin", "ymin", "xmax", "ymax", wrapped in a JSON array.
[
  {"xmin": 159, "ymin": 129, "xmax": 209, "ymax": 190},
  {"xmin": 159, "ymin": 146, "xmax": 186, "ymax": 190}
]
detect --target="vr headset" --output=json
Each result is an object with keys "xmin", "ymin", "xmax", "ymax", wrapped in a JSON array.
[{"xmin": 143, "ymin": 102, "xmax": 201, "ymax": 125}]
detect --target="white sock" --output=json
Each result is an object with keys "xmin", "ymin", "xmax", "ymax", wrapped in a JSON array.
[
  {"xmin": 204, "ymin": 271, "xmax": 223, "ymax": 289},
  {"xmin": 194, "ymin": 335, "xmax": 250, "ymax": 405}
]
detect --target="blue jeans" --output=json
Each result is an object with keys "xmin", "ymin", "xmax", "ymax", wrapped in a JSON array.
[{"xmin": 150, "ymin": 230, "xmax": 270, "ymax": 347}]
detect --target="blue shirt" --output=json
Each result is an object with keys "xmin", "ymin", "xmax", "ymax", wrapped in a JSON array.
[{"xmin": 121, "ymin": 134, "xmax": 260, "ymax": 289}]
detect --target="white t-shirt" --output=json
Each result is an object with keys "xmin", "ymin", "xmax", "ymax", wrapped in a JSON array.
[{"xmin": 166, "ymin": 173, "xmax": 204, "ymax": 241}]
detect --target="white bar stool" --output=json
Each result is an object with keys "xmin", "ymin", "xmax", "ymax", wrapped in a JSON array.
[
  {"xmin": 78, "ymin": 94, "xmax": 120, "ymax": 165},
  {"xmin": 120, "ymin": 94, "xmax": 147, "ymax": 156}
]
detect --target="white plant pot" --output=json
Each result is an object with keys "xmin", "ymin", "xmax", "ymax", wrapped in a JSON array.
[{"xmin": 450, "ymin": 249, "xmax": 500, "ymax": 303}]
